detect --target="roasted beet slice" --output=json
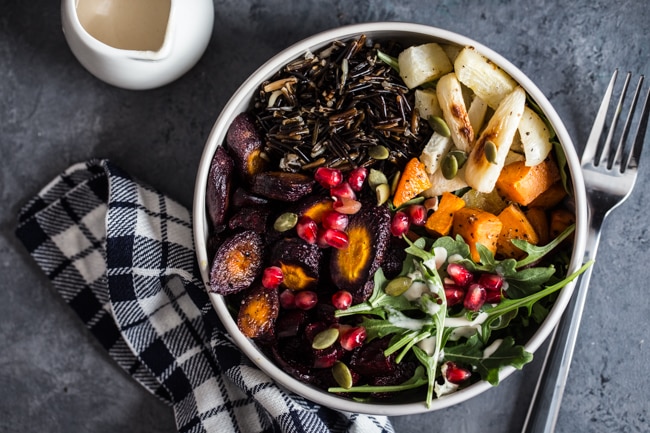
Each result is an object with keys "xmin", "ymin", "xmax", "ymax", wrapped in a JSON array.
[
  {"xmin": 250, "ymin": 171, "xmax": 315, "ymax": 202},
  {"xmin": 270, "ymin": 238, "xmax": 322, "ymax": 291},
  {"xmin": 382, "ymin": 236, "xmax": 409, "ymax": 279},
  {"xmin": 228, "ymin": 206, "xmax": 271, "ymax": 233},
  {"xmin": 368, "ymin": 360, "xmax": 418, "ymax": 399},
  {"xmin": 349, "ymin": 336, "xmax": 396, "ymax": 377},
  {"xmin": 209, "ymin": 231, "xmax": 264, "ymax": 295},
  {"xmin": 206, "ymin": 145, "xmax": 234, "ymax": 228},
  {"xmin": 226, "ymin": 112, "xmax": 267, "ymax": 181},
  {"xmin": 231, "ymin": 187, "xmax": 269, "ymax": 209},
  {"xmin": 329, "ymin": 204, "xmax": 392, "ymax": 303},
  {"xmin": 237, "ymin": 284, "xmax": 279, "ymax": 338}
]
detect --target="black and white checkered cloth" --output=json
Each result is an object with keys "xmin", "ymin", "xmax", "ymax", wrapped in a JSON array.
[{"xmin": 15, "ymin": 159, "xmax": 394, "ymax": 433}]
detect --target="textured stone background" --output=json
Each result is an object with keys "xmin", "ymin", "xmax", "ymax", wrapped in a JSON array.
[{"xmin": 1, "ymin": 1, "xmax": 648, "ymax": 432}]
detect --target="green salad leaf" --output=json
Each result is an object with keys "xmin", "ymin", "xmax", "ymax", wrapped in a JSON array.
[{"xmin": 329, "ymin": 225, "xmax": 592, "ymax": 407}]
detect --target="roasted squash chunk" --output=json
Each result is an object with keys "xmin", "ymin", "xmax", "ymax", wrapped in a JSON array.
[
  {"xmin": 270, "ymin": 238, "xmax": 321, "ymax": 291},
  {"xmin": 226, "ymin": 112, "xmax": 268, "ymax": 181},
  {"xmin": 206, "ymin": 145, "xmax": 234, "ymax": 229},
  {"xmin": 495, "ymin": 158, "xmax": 561, "ymax": 206},
  {"xmin": 237, "ymin": 284, "xmax": 279, "ymax": 338},
  {"xmin": 250, "ymin": 171, "xmax": 315, "ymax": 202},
  {"xmin": 209, "ymin": 231, "xmax": 264, "ymax": 295},
  {"xmin": 452, "ymin": 207, "xmax": 502, "ymax": 263},
  {"xmin": 425, "ymin": 191, "xmax": 466, "ymax": 237},
  {"xmin": 496, "ymin": 203, "xmax": 540, "ymax": 259},
  {"xmin": 330, "ymin": 205, "xmax": 391, "ymax": 303}
]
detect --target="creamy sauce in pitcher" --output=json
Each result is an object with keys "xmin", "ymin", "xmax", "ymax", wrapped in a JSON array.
[{"xmin": 76, "ymin": 0, "xmax": 171, "ymax": 51}]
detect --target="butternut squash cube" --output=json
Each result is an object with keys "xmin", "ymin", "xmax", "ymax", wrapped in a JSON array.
[
  {"xmin": 495, "ymin": 158, "xmax": 561, "ymax": 206},
  {"xmin": 425, "ymin": 192, "xmax": 466, "ymax": 237},
  {"xmin": 497, "ymin": 204, "xmax": 540, "ymax": 259},
  {"xmin": 452, "ymin": 207, "xmax": 502, "ymax": 263},
  {"xmin": 525, "ymin": 207, "xmax": 550, "ymax": 245}
]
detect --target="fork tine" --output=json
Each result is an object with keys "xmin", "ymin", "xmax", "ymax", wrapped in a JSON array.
[
  {"xmin": 624, "ymin": 78, "xmax": 650, "ymax": 172},
  {"xmin": 610, "ymin": 74, "xmax": 644, "ymax": 170},
  {"xmin": 597, "ymin": 71, "xmax": 631, "ymax": 167},
  {"xmin": 582, "ymin": 70, "xmax": 619, "ymax": 166}
]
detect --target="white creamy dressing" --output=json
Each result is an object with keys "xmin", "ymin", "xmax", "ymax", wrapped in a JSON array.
[
  {"xmin": 403, "ymin": 280, "xmax": 429, "ymax": 301},
  {"xmin": 386, "ymin": 309, "xmax": 427, "ymax": 331},
  {"xmin": 417, "ymin": 336, "xmax": 437, "ymax": 356},
  {"xmin": 445, "ymin": 312, "xmax": 489, "ymax": 340},
  {"xmin": 482, "ymin": 338, "xmax": 503, "ymax": 359}
]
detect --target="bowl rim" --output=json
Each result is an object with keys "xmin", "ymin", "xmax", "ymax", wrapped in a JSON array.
[{"xmin": 193, "ymin": 21, "xmax": 588, "ymax": 416}]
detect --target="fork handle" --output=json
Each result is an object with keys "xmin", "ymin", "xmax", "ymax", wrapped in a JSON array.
[{"xmin": 521, "ymin": 214, "xmax": 603, "ymax": 433}]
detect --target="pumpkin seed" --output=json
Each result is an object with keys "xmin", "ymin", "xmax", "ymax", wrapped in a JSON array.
[
  {"xmin": 368, "ymin": 168, "xmax": 389, "ymax": 190},
  {"xmin": 273, "ymin": 212, "xmax": 298, "ymax": 232},
  {"xmin": 448, "ymin": 149, "xmax": 467, "ymax": 168},
  {"xmin": 384, "ymin": 276, "xmax": 412, "ymax": 297},
  {"xmin": 429, "ymin": 115, "xmax": 451, "ymax": 138},
  {"xmin": 332, "ymin": 361, "xmax": 353, "ymax": 389},
  {"xmin": 441, "ymin": 153, "xmax": 459, "ymax": 180},
  {"xmin": 375, "ymin": 183, "xmax": 391, "ymax": 205},
  {"xmin": 485, "ymin": 140, "xmax": 498, "ymax": 165},
  {"xmin": 390, "ymin": 170, "xmax": 401, "ymax": 195},
  {"xmin": 312, "ymin": 328, "xmax": 340, "ymax": 350},
  {"xmin": 368, "ymin": 144, "xmax": 389, "ymax": 160}
]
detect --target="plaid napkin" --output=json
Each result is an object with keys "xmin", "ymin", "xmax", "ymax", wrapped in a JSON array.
[{"xmin": 15, "ymin": 159, "xmax": 394, "ymax": 433}]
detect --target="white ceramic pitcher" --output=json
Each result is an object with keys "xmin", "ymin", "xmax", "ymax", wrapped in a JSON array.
[{"xmin": 61, "ymin": 0, "xmax": 214, "ymax": 90}]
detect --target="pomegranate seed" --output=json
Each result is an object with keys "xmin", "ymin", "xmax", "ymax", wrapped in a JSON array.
[
  {"xmin": 316, "ymin": 227, "xmax": 331, "ymax": 249},
  {"xmin": 261, "ymin": 266, "xmax": 283, "ymax": 289},
  {"xmin": 319, "ymin": 228, "xmax": 349, "ymax": 249},
  {"xmin": 332, "ymin": 196, "xmax": 362, "ymax": 214},
  {"xmin": 446, "ymin": 263, "xmax": 473, "ymax": 287},
  {"xmin": 331, "ymin": 290, "xmax": 353, "ymax": 310},
  {"xmin": 406, "ymin": 204, "xmax": 427, "ymax": 226},
  {"xmin": 330, "ymin": 182, "xmax": 356, "ymax": 200},
  {"xmin": 390, "ymin": 211, "xmax": 410, "ymax": 237},
  {"xmin": 347, "ymin": 167, "xmax": 368, "ymax": 191},
  {"xmin": 339, "ymin": 326, "xmax": 367, "ymax": 351},
  {"xmin": 478, "ymin": 273, "xmax": 504, "ymax": 291},
  {"xmin": 463, "ymin": 283, "xmax": 486, "ymax": 311},
  {"xmin": 279, "ymin": 289, "xmax": 296, "ymax": 309},
  {"xmin": 321, "ymin": 210, "xmax": 348, "ymax": 231},
  {"xmin": 294, "ymin": 290, "xmax": 318, "ymax": 310},
  {"xmin": 485, "ymin": 289, "xmax": 502, "ymax": 304},
  {"xmin": 443, "ymin": 284, "xmax": 465, "ymax": 307},
  {"xmin": 314, "ymin": 167, "xmax": 343, "ymax": 188},
  {"xmin": 296, "ymin": 216, "xmax": 318, "ymax": 244},
  {"xmin": 444, "ymin": 361, "xmax": 471, "ymax": 384}
]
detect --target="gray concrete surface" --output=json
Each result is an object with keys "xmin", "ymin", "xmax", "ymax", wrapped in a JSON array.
[{"xmin": 1, "ymin": 1, "xmax": 648, "ymax": 432}]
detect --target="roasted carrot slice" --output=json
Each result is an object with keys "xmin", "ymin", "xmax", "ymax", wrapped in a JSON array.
[{"xmin": 237, "ymin": 285, "xmax": 279, "ymax": 338}]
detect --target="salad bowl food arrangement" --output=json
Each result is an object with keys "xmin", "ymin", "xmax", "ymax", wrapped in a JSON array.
[{"xmin": 193, "ymin": 22, "xmax": 588, "ymax": 415}]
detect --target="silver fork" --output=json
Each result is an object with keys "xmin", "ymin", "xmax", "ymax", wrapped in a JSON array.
[{"xmin": 522, "ymin": 70, "xmax": 650, "ymax": 433}]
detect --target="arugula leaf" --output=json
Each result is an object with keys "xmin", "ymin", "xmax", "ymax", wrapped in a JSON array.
[
  {"xmin": 481, "ymin": 260, "xmax": 593, "ymax": 341},
  {"xmin": 444, "ymin": 335, "xmax": 532, "ymax": 385},
  {"xmin": 335, "ymin": 268, "xmax": 412, "ymax": 319},
  {"xmin": 328, "ymin": 365, "xmax": 428, "ymax": 394},
  {"xmin": 514, "ymin": 224, "xmax": 575, "ymax": 268}
]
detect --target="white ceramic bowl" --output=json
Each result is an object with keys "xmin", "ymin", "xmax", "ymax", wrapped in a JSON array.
[{"xmin": 193, "ymin": 22, "xmax": 587, "ymax": 415}]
